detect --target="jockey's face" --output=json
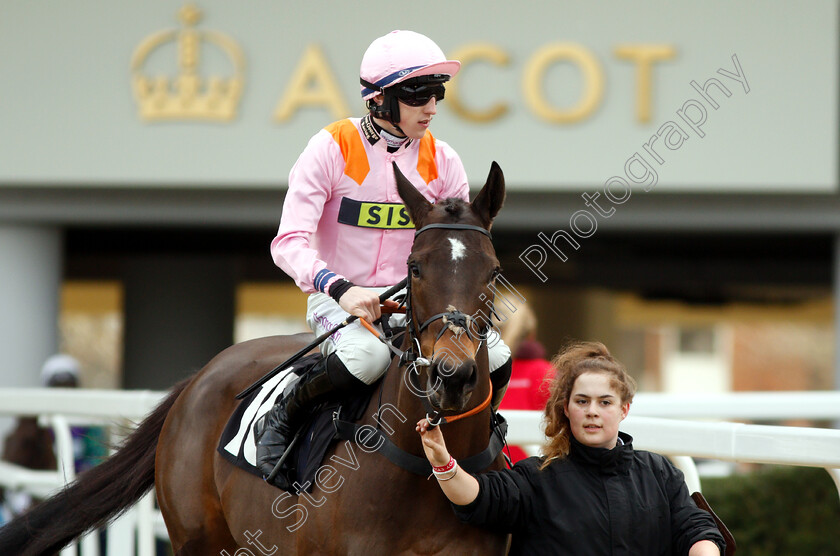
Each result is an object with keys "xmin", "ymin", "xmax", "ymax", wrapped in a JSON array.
[{"xmin": 393, "ymin": 97, "xmax": 437, "ymax": 140}]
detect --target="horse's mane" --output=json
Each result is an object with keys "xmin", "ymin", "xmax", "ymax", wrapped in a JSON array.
[{"xmin": 441, "ymin": 198, "xmax": 466, "ymax": 217}]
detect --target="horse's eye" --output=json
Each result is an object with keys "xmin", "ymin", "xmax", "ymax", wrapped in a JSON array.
[
  {"xmin": 490, "ymin": 267, "xmax": 501, "ymax": 282},
  {"xmin": 410, "ymin": 263, "xmax": 421, "ymax": 278}
]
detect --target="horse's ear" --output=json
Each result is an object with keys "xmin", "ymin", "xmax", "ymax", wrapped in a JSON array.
[
  {"xmin": 394, "ymin": 162, "xmax": 432, "ymax": 226},
  {"xmin": 471, "ymin": 161, "xmax": 505, "ymax": 228}
]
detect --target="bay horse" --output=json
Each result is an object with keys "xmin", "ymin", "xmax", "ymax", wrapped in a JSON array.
[{"xmin": 0, "ymin": 162, "xmax": 509, "ymax": 555}]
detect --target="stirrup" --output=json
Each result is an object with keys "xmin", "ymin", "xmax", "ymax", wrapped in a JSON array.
[{"xmin": 265, "ymin": 429, "xmax": 304, "ymax": 485}]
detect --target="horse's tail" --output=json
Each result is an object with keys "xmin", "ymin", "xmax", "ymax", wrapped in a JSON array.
[{"xmin": 0, "ymin": 376, "xmax": 192, "ymax": 556}]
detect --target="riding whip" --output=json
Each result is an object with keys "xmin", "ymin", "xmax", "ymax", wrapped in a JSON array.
[{"xmin": 235, "ymin": 278, "xmax": 407, "ymax": 400}]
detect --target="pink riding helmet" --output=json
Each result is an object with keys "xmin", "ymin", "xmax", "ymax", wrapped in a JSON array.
[{"xmin": 360, "ymin": 30, "xmax": 461, "ymax": 100}]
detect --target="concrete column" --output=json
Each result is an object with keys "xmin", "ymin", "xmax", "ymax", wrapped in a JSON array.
[
  {"xmin": 834, "ymin": 235, "xmax": 840, "ymax": 399},
  {"xmin": 0, "ymin": 225, "xmax": 62, "ymax": 387},
  {"xmin": 122, "ymin": 256, "xmax": 236, "ymax": 390}
]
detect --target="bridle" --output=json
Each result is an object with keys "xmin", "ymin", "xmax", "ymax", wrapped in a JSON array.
[{"xmin": 336, "ymin": 220, "xmax": 509, "ymax": 475}]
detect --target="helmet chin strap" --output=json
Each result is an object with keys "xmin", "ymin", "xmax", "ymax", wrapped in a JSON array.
[
  {"xmin": 378, "ymin": 117, "xmax": 405, "ymax": 138},
  {"xmin": 369, "ymin": 107, "xmax": 406, "ymax": 138},
  {"xmin": 368, "ymin": 100, "xmax": 404, "ymax": 136}
]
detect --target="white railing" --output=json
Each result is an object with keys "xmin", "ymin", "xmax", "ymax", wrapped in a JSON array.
[
  {"xmin": 632, "ymin": 391, "xmax": 840, "ymax": 421},
  {"xmin": 0, "ymin": 389, "xmax": 167, "ymax": 556},
  {"xmin": 629, "ymin": 390, "xmax": 840, "ymax": 496},
  {"xmin": 503, "ymin": 410, "xmax": 840, "ymax": 495},
  {"xmin": 0, "ymin": 388, "xmax": 839, "ymax": 554}
]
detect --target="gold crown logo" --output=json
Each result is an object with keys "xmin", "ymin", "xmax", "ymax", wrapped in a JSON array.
[{"xmin": 131, "ymin": 5, "xmax": 245, "ymax": 122}]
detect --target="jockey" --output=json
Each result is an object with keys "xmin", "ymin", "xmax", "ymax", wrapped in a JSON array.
[{"xmin": 256, "ymin": 30, "xmax": 512, "ymax": 483}]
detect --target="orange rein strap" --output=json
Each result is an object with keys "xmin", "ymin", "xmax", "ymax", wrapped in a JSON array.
[
  {"xmin": 359, "ymin": 317, "xmax": 382, "ymax": 337},
  {"xmin": 358, "ymin": 302, "xmax": 405, "ymax": 336},
  {"xmin": 439, "ymin": 380, "xmax": 492, "ymax": 424},
  {"xmin": 380, "ymin": 300, "xmax": 406, "ymax": 314}
]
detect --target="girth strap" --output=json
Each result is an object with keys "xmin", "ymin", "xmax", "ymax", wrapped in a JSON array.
[{"xmin": 332, "ymin": 413, "xmax": 508, "ymax": 476}]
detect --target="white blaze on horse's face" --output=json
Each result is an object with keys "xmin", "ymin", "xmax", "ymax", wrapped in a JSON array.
[{"xmin": 448, "ymin": 238, "xmax": 467, "ymax": 262}]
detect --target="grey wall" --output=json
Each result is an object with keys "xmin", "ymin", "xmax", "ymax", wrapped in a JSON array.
[{"xmin": 0, "ymin": 0, "xmax": 835, "ymax": 192}]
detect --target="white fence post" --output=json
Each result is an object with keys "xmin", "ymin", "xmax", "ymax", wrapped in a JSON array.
[
  {"xmin": 669, "ymin": 455, "xmax": 701, "ymax": 493},
  {"xmin": 136, "ymin": 492, "xmax": 155, "ymax": 556},
  {"xmin": 107, "ymin": 507, "xmax": 137, "ymax": 556}
]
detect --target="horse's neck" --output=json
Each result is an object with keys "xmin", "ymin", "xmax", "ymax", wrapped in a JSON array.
[{"xmin": 365, "ymin": 358, "xmax": 425, "ymax": 456}]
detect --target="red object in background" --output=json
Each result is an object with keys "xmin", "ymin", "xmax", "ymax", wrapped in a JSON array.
[
  {"xmin": 500, "ymin": 340, "xmax": 554, "ymax": 464},
  {"xmin": 505, "ymin": 444, "xmax": 530, "ymax": 463}
]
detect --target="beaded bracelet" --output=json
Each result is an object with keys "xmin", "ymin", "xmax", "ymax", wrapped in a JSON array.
[{"xmin": 436, "ymin": 465, "xmax": 458, "ymax": 481}]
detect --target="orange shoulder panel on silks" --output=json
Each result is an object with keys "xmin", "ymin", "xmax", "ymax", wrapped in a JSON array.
[
  {"xmin": 325, "ymin": 119, "xmax": 370, "ymax": 186},
  {"xmin": 416, "ymin": 131, "xmax": 438, "ymax": 184}
]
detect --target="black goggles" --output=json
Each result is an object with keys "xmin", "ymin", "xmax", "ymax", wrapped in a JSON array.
[
  {"xmin": 390, "ymin": 74, "xmax": 450, "ymax": 106},
  {"xmin": 393, "ymin": 82, "xmax": 446, "ymax": 106}
]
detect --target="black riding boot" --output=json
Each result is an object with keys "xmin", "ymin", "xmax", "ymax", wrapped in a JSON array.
[{"xmin": 255, "ymin": 353, "xmax": 367, "ymax": 484}]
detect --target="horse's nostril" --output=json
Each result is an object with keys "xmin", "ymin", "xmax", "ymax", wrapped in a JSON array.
[
  {"xmin": 467, "ymin": 361, "xmax": 478, "ymax": 388},
  {"xmin": 435, "ymin": 359, "xmax": 477, "ymax": 387}
]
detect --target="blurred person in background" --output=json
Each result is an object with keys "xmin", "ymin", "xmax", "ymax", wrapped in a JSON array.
[
  {"xmin": 498, "ymin": 302, "xmax": 554, "ymax": 463},
  {"xmin": 416, "ymin": 341, "xmax": 726, "ymax": 555},
  {"xmin": 0, "ymin": 355, "xmax": 107, "ymax": 522}
]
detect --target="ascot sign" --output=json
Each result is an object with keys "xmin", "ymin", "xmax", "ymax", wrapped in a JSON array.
[
  {"xmin": 132, "ymin": 5, "xmax": 676, "ymax": 126},
  {"xmin": 277, "ymin": 42, "xmax": 676, "ymax": 125}
]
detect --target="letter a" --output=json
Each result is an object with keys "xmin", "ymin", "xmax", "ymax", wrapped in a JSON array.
[{"xmin": 274, "ymin": 44, "xmax": 351, "ymax": 121}]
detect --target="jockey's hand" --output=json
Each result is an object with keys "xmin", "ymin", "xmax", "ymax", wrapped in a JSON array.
[
  {"xmin": 338, "ymin": 286, "xmax": 382, "ymax": 323},
  {"xmin": 416, "ymin": 418, "xmax": 451, "ymax": 467}
]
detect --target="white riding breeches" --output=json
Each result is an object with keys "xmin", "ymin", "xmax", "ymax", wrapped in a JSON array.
[{"xmin": 306, "ymin": 289, "xmax": 511, "ymax": 385}]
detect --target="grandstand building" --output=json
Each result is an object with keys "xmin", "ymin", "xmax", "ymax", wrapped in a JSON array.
[{"xmin": 1, "ymin": 2, "xmax": 836, "ymax": 395}]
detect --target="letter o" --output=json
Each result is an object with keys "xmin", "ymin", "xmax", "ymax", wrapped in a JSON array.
[{"xmin": 523, "ymin": 43, "xmax": 604, "ymax": 124}]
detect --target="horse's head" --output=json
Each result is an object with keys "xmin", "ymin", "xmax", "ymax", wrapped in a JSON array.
[{"xmin": 395, "ymin": 161, "xmax": 505, "ymax": 414}]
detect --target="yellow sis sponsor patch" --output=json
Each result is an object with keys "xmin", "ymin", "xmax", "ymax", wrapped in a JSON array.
[{"xmin": 338, "ymin": 198, "xmax": 414, "ymax": 229}]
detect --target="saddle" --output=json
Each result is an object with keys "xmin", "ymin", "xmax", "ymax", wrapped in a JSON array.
[{"xmin": 217, "ymin": 354, "xmax": 373, "ymax": 493}]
